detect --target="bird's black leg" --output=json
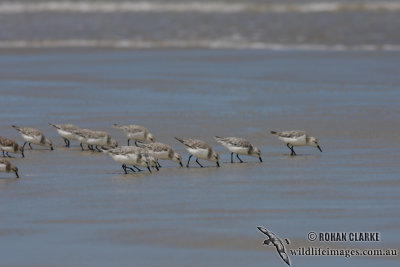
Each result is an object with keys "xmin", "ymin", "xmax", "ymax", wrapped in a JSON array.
[
  {"xmin": 133, "ymin": 166, "xmax": 142, "ymax": 172},
  {"xmin": 195, "ymin": 158, "xmax": 204, "ymax": 168},
  {"xmin": 6, "ymin": 152, "xmax": 13, "ymax": 158},
  {"xmin": 80, "ymin": 143, "xmax": 84, "ymax": 151},
  {"xmin": 2, "ymin": 150, "xmax": 5, "ymax": 157},
  {"xmin": 186, "ymin": 155, "xmax": 192, "ymax": 168},
  {"xmin": 22, "ymin": 141, "xmax": 27, "ymax": 150},
  {"xmin": 157, "ymin": 160, "xmax": 161, "ymax": 168},
  {"xmin": 95, "ymin": 145, "xmax": 102, "ymax": 152},
  {"xmin": 127, "ymin": 139, "xmax": 130, "ymax": 146},
  {"xmin": 287, "ymin": 144, "xmax": 296, "ymax": 156},
  {"xmin": 236, "ymin": 154, "xmax": 243, "ymax": 163},
  {"xmin": 126, "ymin": 166, "xmax": 136, "ymax": 172},
  {"xmin": 231, "ymin": 152, "xmax": 234, "ymax": 163},
  {"xmin": 63, "ymin": 138, "xmax": 68, "ymax": 147},
  {"xmin": 122, "ymin": 164, "xmax": 128, "ymax": 174},
  {"xmin": 286, "ymin": 143, "xmax": 294, "ymax": 155},
  {"xmin": 146, "ymin": 164, "xmax": 152, "ymax": 173},
  {"xmin": 28, "ymin": 143, "xmax": 33, "ymax": 150},
  {"xmin": 135, "ymin": 141, "xmax": 138, "ymax": 147}
]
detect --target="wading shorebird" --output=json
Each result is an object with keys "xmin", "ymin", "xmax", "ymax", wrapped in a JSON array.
[
  {"xmin": 270, "ymin": 130, "xmax": 322, "ymax": 156},
  {"xmin": 113, "ymin": 124, "xmax": 155, "ymax": 146},
  {"xmin": 175, "ymin": 137, "xmax": 220, "ymax": 168},
  {"xmin": 0, "ymin": 158, "xmax": 19, "ymax": 178},
  {"xmin": 74, "ymin": 129, "xmax": 118, "ymax": 152},
  {"xmin": 103, "ymin": 146, "xmax": 159, "ymax": 174},
  {"xmin": 214, "ymin": 136, "xmax": 262, "ymax": 163},
  {"xmin": 12, "ymin": 125, "xmax": 53, "ymax": 151},
  {"xmin": 257, "ymin": 226, "xmax": 291, "ymax": 266},
  {"xmin": 0, "ymin": 136, "xmax": 24, "ymax": 158},
  {"xmin": 138, "ymin": 142, "xmax": 183, "ymax": 167},
  {"xmin": 49, "ymin": 123, "xmax": 80, "ymax": 147}
]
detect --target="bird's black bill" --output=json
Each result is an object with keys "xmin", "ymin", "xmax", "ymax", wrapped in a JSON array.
[
  {"xmin": 259, "ymin": 157, "xmax": 263, "ymax": 162},
  {"xmin": 216, "ymin": 161, "xmax": 220, "ymax": 167},
  {"xmin": 155, "ymin": 165, "xmax": 159, "ymax": 171},
  {"xmin": 147, "ymin": 166, "xmax": 152, "ymax": 173},
  {"xmin": 15, "ymin": 172, "xmax": 19, "ymax": 178},
  {"xmin": 179, "ymin": 161, "xmax": 183, "ymax": 167},
  {"xmin": 21, "ymin": 151, "xmax": 25, "ymax": 158},
  {"xmin": 50, "ymin": 146, "xmax": 54, "ymax": 151},
  {"xmin": 317, "ymin": 145, "xmax": 322, "ymax": 152}
]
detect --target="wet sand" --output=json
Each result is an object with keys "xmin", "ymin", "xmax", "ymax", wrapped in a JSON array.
[{"xmin": 0, "ymin": 49, "xmax": 399, "ymax": 266}]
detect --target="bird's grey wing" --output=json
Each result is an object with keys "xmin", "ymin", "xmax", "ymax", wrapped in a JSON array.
[
  {"xmin": 278, "ymin": 250, "xmax": 291, "ymax": 266},
  {"xmin": 229, "ymin": 138, "xmax": 251, "ymax": 147},
  {"xmin": 257, "ymin": 226, "xmax": 274, "ymax": 239},
  {"xmin": 280, "ymin": 130, "xmax": 306, "ymax": 138}
]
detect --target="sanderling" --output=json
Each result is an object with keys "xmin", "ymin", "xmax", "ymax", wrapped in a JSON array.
[
  {"xmin": 175, "ymin": 137, "xmax": 220, "ymax": 168},
  {"xmin": 0, "ymin": 158, "xmax": 19, "ymax": 178},
  {"xmin": 0, "ymin": 136, "xmax": 24, "ymax": 158},
  {"xmin": 214, "ymin": 136, "xmax": 262, "ymax": 163},
  {"xmin": 104, "ymin": 146, "xmax": 158, "ymax": 173},
  {"xmin": 113, "ymin": 124, "xmax": 155, "ymax": 146},
  {"xmin": 12, "ymin": 125, "xmax": 53, "ymax": 150},
  {"xmin": 74, "ymin": 129, "xmax": 118, "ymax": 152},
  {"xmin": 270, "ymin": 130, "xmax": 322, "ymax": 156},
  {"xmin": 49, "ymin": 123, "xmax": 80, "ymax": 147},
  {"xmin": 138, "ymin": 142, "xmax": 183, "ymax": 167}
]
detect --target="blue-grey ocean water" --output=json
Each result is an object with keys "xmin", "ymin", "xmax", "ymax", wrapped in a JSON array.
[
  {"xmin": 0, "ymin": 0, "xmax": 400, "ymax": 49},
  {"xmin": 0, "ymin": 49, "xmax": 399, "ymax": 266}
]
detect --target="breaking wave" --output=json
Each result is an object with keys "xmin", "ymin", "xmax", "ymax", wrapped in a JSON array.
[
  {"xmin": 0, "ymin": 1, "xmax": 400, "ymax": 14},
  {"xmin": 1, "ymin": 39, "xmax": 399, "ymax": 51}
]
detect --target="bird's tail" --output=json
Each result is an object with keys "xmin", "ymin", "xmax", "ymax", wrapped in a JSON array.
[
  {"xmin": 174, "ymin": 137, "xmax": 184, "ymax": 143},
  {"xmin": 270, "ymin": 131, "xmax": 279, "ymax": 135},
  {"xmin": 49, "ymin": 123, "xmax": 60, "ymax": 129}
]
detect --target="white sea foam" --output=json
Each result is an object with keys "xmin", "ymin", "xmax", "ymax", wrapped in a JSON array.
[
  {"xmin": 0, "ymin": 1, "xmax": 400, "ymax": 14},
  {"xmin": 0, "ymin": 39, "xmax": 399, "ymax": 51}
]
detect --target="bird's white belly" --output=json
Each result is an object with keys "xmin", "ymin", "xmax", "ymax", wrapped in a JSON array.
[
  {"xmin": 112, "ymin": 154, "xmax": 134, "ymax": 165},
  {"xmin": 187, "ymin": 148, "xmax": 209, "ymax": 160},
  {"xmin": 127, "ymin": 132, "xmax": 145, "ymax": 141},
  {"xmin": 57, "ymin": 129, "xmax": 77, "ymax": 140},
  {"xmin": 87, "ymin": 137, "xmax": 107, "ymax": 146},
  {"xmin": 1, "ymin": 146, "xmax": 15, "ymax": 153},
  {"xmin": 228, "ymin": 146, "xmax": 249, "ymax": 155},
  {"xmin": 279, "ymin": 137, "xmax": 307, "ymax": 146},
  {"xmin": 150, "ymin": 150, "xmax": 170, "ymax": 160},
  {"xmin": 22, "ymin": 134, "xmax": 41, "ymax": 144}
]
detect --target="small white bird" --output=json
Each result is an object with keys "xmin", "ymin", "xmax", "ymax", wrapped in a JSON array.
[
  {"xmin": 270, "ymin": 130, "xmax": 322, "ymax": 156},
  {"xmin": 175, "ymin": 137, "xmax": 219, "ymax": 168},
  {"xmin": 0, "ymin": 158, "xmax": 19, "ymax": 178},
  {"xmin": 0, "ymin": 136, "xmax": 24, "ymax": 158},
  {"xmin": 104, "ymin": 146, "xmax": 159, "ymax": 173},
  {"xmin": 214, "ymin": 136, "xmax": 262, "ymax": 163},
  {"xmin": 49, "ymin": 123, "xmax": 80, "ymax": 147},
  {"xmin": 138, "ymin": 142, "xmax": 183, "ymax": 167},
  {"xmin": 12, "ymin": 125, "xmax": 53, "ymax": 151},
  {"xmin": 73, "ymin": 129, "xmax": 118, "ymax": 152},
  {"xmin": 113, "ymin": 124, "xmax": 155, "ymax": 146}
]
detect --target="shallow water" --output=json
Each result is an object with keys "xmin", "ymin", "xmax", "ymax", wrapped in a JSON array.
[{"xmin": 0, "ymin": 49, "xmax": 399, "ymax": 266}]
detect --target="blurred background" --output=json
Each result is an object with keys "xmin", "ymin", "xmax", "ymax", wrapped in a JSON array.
[{"xmin": 0, "ymin": 0, "xmax": 399, "ymax": 50}]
